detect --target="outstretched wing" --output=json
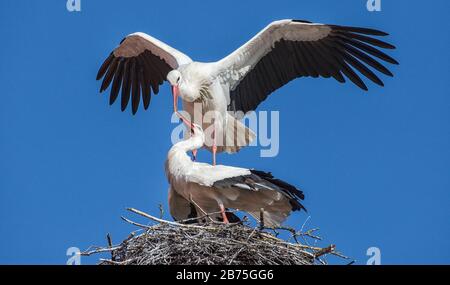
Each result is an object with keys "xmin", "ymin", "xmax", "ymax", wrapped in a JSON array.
[
  {"xmin": 217, "ymin": 19, "xmax": 398, "ymax": 113},
  {"xmin": 96, "ymin": 32, "xmax": 192, "ymax": 114}
]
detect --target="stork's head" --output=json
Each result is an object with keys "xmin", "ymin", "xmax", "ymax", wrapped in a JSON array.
[
  {"xmin": 168, "ymin": 69, "xmax": 201, "ymax": 103},
  {"xmin": 167, "ymin": 70, "xmax": 183, "ymax": 113},
  {"xmin": 176, "ymin": 113, "xmax": 205, "ymax": 151},
  {"xmin": 167, "ymin": 70, "xmax": 182, "ymax": 86},
  {"xmin": 190, "ymin": 123, "xmax": 204, "ymax": 138},
  {"xmin": 188, "ymin": 123, "xmax": 205, "ymax": 150},
  {"xmin": 178, "ymin": 113, "xmax": 202, "ymax": 135}
]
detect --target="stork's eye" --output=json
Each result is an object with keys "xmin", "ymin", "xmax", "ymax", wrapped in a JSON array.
[{"xmin": 177, "ymin": 77, "xmax": 180, "ymax": 83}]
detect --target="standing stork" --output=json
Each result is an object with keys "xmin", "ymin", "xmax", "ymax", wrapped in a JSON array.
[
  {"xmin": 97, "ymin": 19, "xmax": 398, "ymax": 164},
  {"xmin": 166, "ymin": 114, "xmax": 305, "ymax": 226}
]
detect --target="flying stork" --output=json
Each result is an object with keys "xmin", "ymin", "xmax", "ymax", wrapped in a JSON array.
[{"xmin": 97, "ymin": 19, "xmax": 398, "ymax": 164}]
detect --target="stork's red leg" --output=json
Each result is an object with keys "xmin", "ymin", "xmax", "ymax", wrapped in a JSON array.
[{"xmin": 219, "ymin": 204, "xmax": 229, "ymax": 224}]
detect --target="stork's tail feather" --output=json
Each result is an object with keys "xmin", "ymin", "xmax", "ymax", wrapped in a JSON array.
[
  {"xmin": 212, "ymin": 169, "xmax": 306, "ymax": 227},
  {"xmin": 250, "ymin": 169, "xmax": 306, "ymax": 213},
  {"xmin": 220, "ymin": 114, "xmax": 256, "ymax": 153}
]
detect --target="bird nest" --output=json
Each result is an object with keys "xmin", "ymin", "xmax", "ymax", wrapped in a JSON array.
[{"xmin": 82, "ymin": 208, "xmax": 348, "ymax": 265}]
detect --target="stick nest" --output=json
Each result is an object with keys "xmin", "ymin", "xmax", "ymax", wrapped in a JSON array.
[{"xmin": 83, "ymin": 208, "xmax": 347, "ymax": 265}]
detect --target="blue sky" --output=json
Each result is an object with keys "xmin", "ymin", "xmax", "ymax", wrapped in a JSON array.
[{"xmin": 1, "ymin": 0, "xmax": 449, "ymax": 265}]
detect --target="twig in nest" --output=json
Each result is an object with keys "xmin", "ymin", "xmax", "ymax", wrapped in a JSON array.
[
  {"xmin": 121, "ymin": 216, "xmax": 152, "ymax": 229},
  {"xmin": 158, "ymin": 204, "xmax": 164, "ymax": 219},
  {"xmin": 259, "ymin": 208, "xmax": 265, "ymax": 230},
  {"xmin": 99, "ymin": 258, "xmax": 136, "ymax": 265},
  {"xmin": 314, "ymin": 244, "xmax": 336, "ymax": 258},
  {"xmin": 127, "ymin": 207, "xmax": 217, "ymax": 230},
  {"xmin": 106, "ymin": 233, "xmax": 115, "ymax": 261},
  {"xmin": 81, "ymin": 246, "xmax": 122, "ymax": 256}
]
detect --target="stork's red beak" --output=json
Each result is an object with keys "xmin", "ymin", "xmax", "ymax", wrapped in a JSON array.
[
  {"xmin": 171, "ymin": 85, "xmax": 179, "ymax": 113},
  {"xmin": 177, "ymin": 110, "xmax": 193, "ymax": 133},
  {"xmin": 171, "ymin": 85, "xmax": 193, "ymax": 130},
  {"xmin": 179, "ymin": 113, "xmax": 193, "ymax": 130}
]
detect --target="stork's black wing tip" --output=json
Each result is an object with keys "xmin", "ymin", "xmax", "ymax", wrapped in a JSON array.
[{"xmin": 292, "ymin": 19, "xmax": 313, "ymax": 24}]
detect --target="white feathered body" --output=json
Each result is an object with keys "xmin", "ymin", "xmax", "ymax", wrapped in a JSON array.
[
  {"xmin": 177, "ymin": 62, "xmax": 255, "ymax": 153},
  {"xmin": 165, "ymin": 127, "xmax": 304, "ymax": 226}
]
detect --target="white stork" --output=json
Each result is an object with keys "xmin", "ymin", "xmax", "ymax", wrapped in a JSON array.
[
  {"xmin": 165, "ymin": 114, "xmax": 305, "ymax": 226},
  {"xmin": 97, "ymin": 19, "xmax": 398, "ymax": 164}
]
